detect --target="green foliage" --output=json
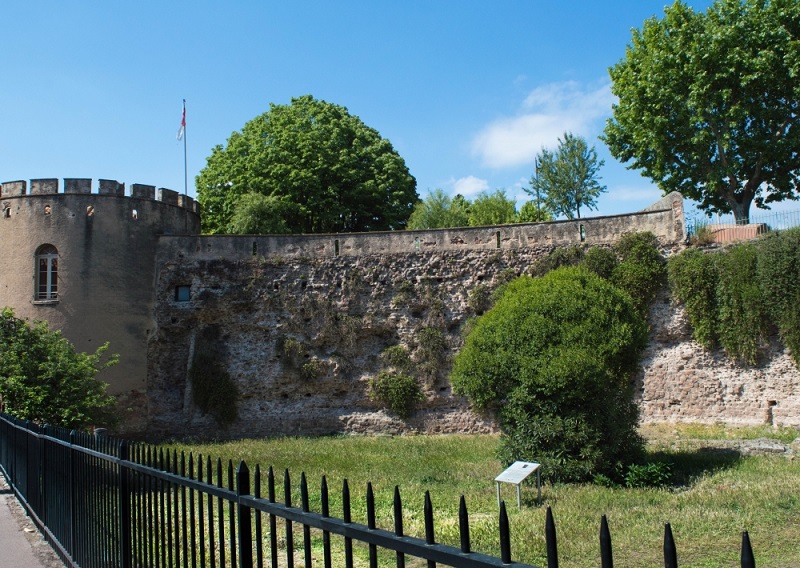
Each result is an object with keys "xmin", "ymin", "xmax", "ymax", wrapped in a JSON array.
[
  {"xmin": 756, "ymin": 228, "xmax": 800, "ymax": 359},
  {"xmin": 407, "ymin": 188, "xmax": 523, "ymax": 229},
  {"xmin": 467, "ymin": 283, "xmax": 491, "ymax": 315},
  {"xmin": 282, "ymin": 336, "xmax": 308, "ymax": 361},
  {"xmin": 583, "ymin": 246, "xmax": 618, "ymax": 280},
  {"xmin": 668, "ymin": 229, "xmax": 800, "ymax": 366},
  {"xmin": 529, "ymin": 245, "xmax": 584, "ymax": 277},
  {"xmin": 668, "ymin": 248, "xmax": 719, "ymax": 348},
  {"xmin": 517, "ymin": 199, "xmax": 554, "ymax": 223},
  {"xmin": 604, "ymin": 0, "xmax": 800, "ymax": 222},
  {"xmin": 451, "ymin": 267, "xmax": 647, "ymax": 482},
  {"xmin": 380, "ymin": 345, "xmax": 412, "ymax": 371},
  {"xmin": 624, "ymin": 462, "xmax": 672, "ymax": 488},
  {"xmin": 0, "ymin": 308, "xmax": 118, "ymax": 429},
  {"xmin": 230, "ymin": 193, "xmax": 293, "ymax": 234},
  {"xmin": 715, "ymin": 244, "xmax": 766, "ymax": 364},
  {"xmin": 526, "ymin": 132, "xmax": 606, "ymax": 219},
  {"xmin": 196, "ymin": 95, "xmax": 418, "ymax": 234},
  {"xmin": 368, "ymin": 370, "xmax": 423, "ymax": 418},
  {"xmin": 301, "ymin": 358, "xmax": 326, "ymax": 381},
  {"xmin": 467, "ymin": 189, "xmax": 518, "ymax": 226},
  {"xmin": 407, "ymin": 189, "xmax": 470, "ymax": 229},
  {"xmin": 188, "ymin": 350, "xmax": 238, "ymax": 427},
  {"xmin": 611, "ymin": 232, "xmax": 666, "ymax": 314}
]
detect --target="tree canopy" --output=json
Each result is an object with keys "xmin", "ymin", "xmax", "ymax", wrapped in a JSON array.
[
  {"xmin": 407, "ymin": 189, "xmax": 553, "ymax": 229},
  {"xmin": 196, "ymin": 95, "xmax": 418, "ymax": 234},
  {"xmin": 0, "ymin": 308, "xmax": 118, "ymax": 429},
  {"xmin": 526, "ymin": 132, "xmax": 606, "ymax": 219},
  {"xmin": 604, "ymin": 0, "xmax": 800, "ymax": 223},
  {"xmin": 406, "ymin": 189, "xmax": 470, "ymax": 229}
]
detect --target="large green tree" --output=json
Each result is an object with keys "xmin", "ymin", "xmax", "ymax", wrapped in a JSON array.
[
  {"xmin": 0, "ymin": 308, "xmax": 118, "ymax": 429},
  {"xmin": 527, "ymin": 132, "xmax": 606, "ymax": 219},
  {"xmin": 197, "ymin": 95, "xmax": 418, "ymax": 234},
  {"xmin": 604, "ymin": 0, "xmax": 800, "ymax": 223}
]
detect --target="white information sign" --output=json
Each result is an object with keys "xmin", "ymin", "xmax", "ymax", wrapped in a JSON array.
[{"xmin": 494, "ymin": 461, "xmax": 541, "ymax": 508}]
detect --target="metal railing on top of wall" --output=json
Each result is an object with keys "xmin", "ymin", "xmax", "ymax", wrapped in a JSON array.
[
  {"xmin": 688, "ymin": 208, "xmax": 800, "ymax": 243},
  {"xmin": 0, "ymin": 413, "xmax": 757, "ymax": 568}
]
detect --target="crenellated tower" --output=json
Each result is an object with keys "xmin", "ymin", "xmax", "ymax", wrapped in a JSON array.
[{"xmin": 0, "ymin": 178, "xmax": 200, "ymax": 432}]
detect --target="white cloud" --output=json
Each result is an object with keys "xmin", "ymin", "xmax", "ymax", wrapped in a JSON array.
[
  {"xmin": 472, "ymin": 80, "xmax": 614, "ymax": 169},
  {"xmin": 452, "ymin": 175, "xmax": 490, "ymax": 197}
]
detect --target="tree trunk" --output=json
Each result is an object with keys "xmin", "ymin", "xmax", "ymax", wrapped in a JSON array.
[{"xmin": 729, "ymin": 198, "xmax": 752, "ymax": 224}]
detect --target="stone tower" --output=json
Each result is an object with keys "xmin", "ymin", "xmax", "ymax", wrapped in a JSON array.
[{"xmin": 0, "ymin": 178, "xmax": 200, "ymax": 432}]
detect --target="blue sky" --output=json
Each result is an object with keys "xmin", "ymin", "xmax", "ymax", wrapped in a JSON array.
[{"xmin": 1, "ymin": 1, "xmax": 733, "ymax": 219}]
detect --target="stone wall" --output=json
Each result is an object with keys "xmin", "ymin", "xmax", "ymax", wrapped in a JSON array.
[
  {"xmin": 146, "ymin": 247, "xmax": 800, "ymax": 440},
  {"xmin": 636, "ymin": 290, "xmax": 800, "ymax": 427}
]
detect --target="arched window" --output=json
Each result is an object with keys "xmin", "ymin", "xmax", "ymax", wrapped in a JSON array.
[{"xmin": 35, "ymin": 244, "xmax": 58, "ymax": 300}]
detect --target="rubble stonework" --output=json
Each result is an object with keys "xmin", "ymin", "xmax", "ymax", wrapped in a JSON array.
[{"xmin": 636, "ymin": 290, "xmax": 800, "ymax": 427}]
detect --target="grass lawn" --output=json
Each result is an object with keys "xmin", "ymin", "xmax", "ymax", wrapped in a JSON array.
[{"xmin": 170, "ymin": 424, "xmax": 800, "ymax": 567}]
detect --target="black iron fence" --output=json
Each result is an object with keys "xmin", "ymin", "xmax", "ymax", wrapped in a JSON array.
[{"xmin": 0, "ymin": 413, "xmax": 757, "ymax": 567}]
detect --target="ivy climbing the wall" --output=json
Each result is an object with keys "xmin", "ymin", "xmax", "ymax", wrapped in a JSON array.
[{"xmin": 668, "ymin": 227, "xmax": 800, "ymax": 366}]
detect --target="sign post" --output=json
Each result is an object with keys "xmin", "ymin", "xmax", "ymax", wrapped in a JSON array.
[{"xmin": 494, "ymin": 461, "xmax": 541, "ymax": 508}]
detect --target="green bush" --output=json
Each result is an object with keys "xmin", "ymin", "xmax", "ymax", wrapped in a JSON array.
[
  {"xmin": 451, "ymin": 267, "xmax": 647, "ymax": 482},
  {"xmin": 611, "ymin": 232, "xmax": 666, "ymax": 314},
  {"xmin": 668, "ymin": 229, "xmax": 800, "ymax": 367},
  {"xmin": 0, "ymin": 308, "xmax": 118, "ymax": 430},
  {"xmin": 467, "ymin": 283, "xmax": 492, "ymax": 314},
  {"xmin": 582, "ymin": 246, "xmax": 618, "ymax": 279},
  {"xmin": 715, "ymin": 244, "xmax": 766, "ymax": 365},
  {"xmin": 369, "ymin": 370, "xmax": 423, "ymax": 418},
  {"xmin": 757, "ymin": 228, "xmax": 800, "ymax": 360},
  {"xmin": 380, "ymin": 345, "xmax": 412, "ymax": 370},
  {"xmin": 624, "ymin": 462, "xmax": 672, "ymax": 488},
  {"xmin": 668, "ymin": 248, "xmax": 719, "ymax": 348},
  {"xmin": 529, "ymin": 245, "xmax": 584, "ymax": 277}
]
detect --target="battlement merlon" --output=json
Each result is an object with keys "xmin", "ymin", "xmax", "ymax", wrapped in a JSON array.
[{"xmin": 0, "ymin": 178, "xmax": 199, "ymax": 214}]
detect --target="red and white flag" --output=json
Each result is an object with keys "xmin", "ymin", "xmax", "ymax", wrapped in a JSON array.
[{"xmin": 177, "ymin": 101, "xmax": 186, "ymax": 141}]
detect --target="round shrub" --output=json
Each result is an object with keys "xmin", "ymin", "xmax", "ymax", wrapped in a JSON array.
[
  {"xmin": 451, "ymin": 266, "xmax": 647, "ymax": 482},
  {"xmin": 369, "ymin": 370, "xmax": 423, "ymax": 418}
]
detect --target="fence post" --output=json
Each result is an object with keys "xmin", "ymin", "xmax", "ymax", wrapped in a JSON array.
[
  {"xmin": 545, "ymin": 506, "xmax": 558, "ymax": 568},
  {"xmin": 741, "ymin": 531, "xmax": 755, "ymax": 568},
  {"xmin": 236, "ymin": 461, "xmax": 253, "ymax": 568},
  {"xmin": 600, "ymin": 515, "xmax": 613, "ymax": 568},
  {"xmin": 119, "ymin": 440, "xmax": 132, "ymax": 568},
  {"xmin": 664, "ymin": 523, "xmax": 677, "ymax": 568}
]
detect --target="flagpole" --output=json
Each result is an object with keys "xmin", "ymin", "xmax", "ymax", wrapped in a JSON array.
[{"xmin": 183, "ymin": 99, "xmax": 188, "ymax": 196}]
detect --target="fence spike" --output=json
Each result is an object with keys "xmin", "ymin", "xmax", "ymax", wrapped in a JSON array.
[
  {"xmin": 301, "ymin": 472, "xmax": 310, "ymax": 512},
  {"xmin": 343, "ymin": 479, "xmax": 351, "ymax": 522},
  {"xmin": 283, "ymin": 469, "xmax": 292, "ymax": 506},
  {"xmin": 342, "ymin": 479, "xmax": 354, "ymax": 567},
  {"xmin": 600, "ymin": 514, "xmax": 613, "ymax": 568},
  {"xmin": 545, "ymin": 506, "xmax": 558, "ymax": 568},
  {"xmin": 394, "ymin": 486, "xmax": 406, "ymax": 568},
  {"xmin": 321, "ymin": 476, "xmax": 330, "ymax": 517},
  {"xmin": 459, "ymin": 495, "xmax": 471, "ymax": 554},
  {"xmin": 394, "ymin": 486, "xmax": 404, "ymax": 536},
  {"xmin": 268, "ymin": 465, "xmax": 275, "ymax": 502},
  {"xmin": 424, "ymin": 491, "xmax": 436, "ymax": 568},
  {"xmin": 741, "ymin": 531, "xmax": 755, "ymax": 568},
  {"xmin": 424, "ymin": 491, "xmax": 435, "ymax": 545},
  {"xmin": 499, "ymin": 500, "xmax": 512, "ymax": 564},
  {"xmin": 664, "ymin": 523, "xmax": 677, "ymax": 568},
  {"xmin": 367, "ymin": 482, "xmax": 376, "ymax": 529}
]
